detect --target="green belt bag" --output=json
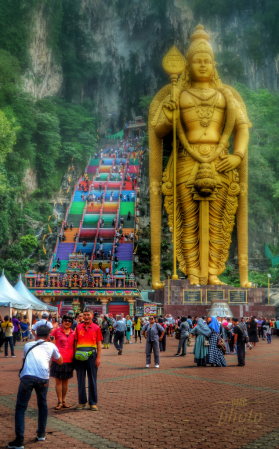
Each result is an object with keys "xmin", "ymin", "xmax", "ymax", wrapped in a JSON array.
[{"xmin": 75, "ymin": 350, "xmax": 94, "ymax": 361}]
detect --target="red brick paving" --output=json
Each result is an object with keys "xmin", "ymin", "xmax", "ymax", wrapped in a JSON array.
[{"xmin": 0, "ymin": 336, "xmax": 279, "ymax": 448}]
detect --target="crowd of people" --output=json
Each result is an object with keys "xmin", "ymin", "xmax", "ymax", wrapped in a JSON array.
[{"xmin": 4, "ymin": 309, "xmax": 278, "ymax": 449}]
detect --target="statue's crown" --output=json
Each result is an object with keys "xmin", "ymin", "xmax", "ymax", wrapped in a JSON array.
[
  {"xmin": 187, "ymin": 24, "xmax": 213, "ymax": 61},
  {"xmin": 190, "ymin": 24, "xmax": 210, "ymax": 42}
]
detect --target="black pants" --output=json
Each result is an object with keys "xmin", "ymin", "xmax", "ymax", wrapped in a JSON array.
[
  {"xmin": 159, "ymin": 334, "xmax": 166, "ymax": 351},
  {"xmin": 114, "ymin": 331, "xmax": 125, "ymax": 351},
  {"xmin": 134, "ymin": 330, "xmax": 141, "ymax": 342},
  {"xmin": 237, "ymin": 339, "xmax": 246, "ymax": 366},
  {"xmin": 75, "ymin": 352, "xmax": 98, "ymax": 405},
  {"xmin": 13, "ymin": 331, "xmax": 18, "ymax": 346},
  {"xmin": 258, "ymin": 327, "xmax": 263, "ymax": 338}
]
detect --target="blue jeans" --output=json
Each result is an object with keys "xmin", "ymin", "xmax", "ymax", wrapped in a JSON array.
[
  {"xmin": 15, "ymin": 375, "xmax": 49, "ymax": 440},
  {"xmin": 267, "ymin": 333, "xmax": 271, "ymax": 343},
  {"xmin": 5, "ymin": 336, "xmax": 14, "ymax": 356}
]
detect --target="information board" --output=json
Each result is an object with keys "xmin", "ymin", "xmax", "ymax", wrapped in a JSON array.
[
  {"xmin": 206, "ymin": 290, "xmax": 224, "ymax": 304},
  {"xmin": 229, "ymin": 290, "xmax": 247, "ymax": 303},
  {"xmin": 183, "ymin": 290, "xmax": 202, "ymax": 304},
  {"xmin": 144, "ymin": 304, "xmax": 157, "ymax": 316}
]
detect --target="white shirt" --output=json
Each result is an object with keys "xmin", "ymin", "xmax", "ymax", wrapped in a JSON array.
[
  {"xmin": 32, "ymin": 319, "xmax": 53, "ymax": 331},
  {"xmin": 20, "ymin": 340, "xmax": 61, "ymax": 379}
]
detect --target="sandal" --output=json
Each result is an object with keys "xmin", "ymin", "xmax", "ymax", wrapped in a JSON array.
[
  {"xmin": 63, "ymin": 401, "xmax": 70, "ymax": 408},
  {"xmin": 55, "ymin": 402, "xmax": 63, "ymax": 410}
]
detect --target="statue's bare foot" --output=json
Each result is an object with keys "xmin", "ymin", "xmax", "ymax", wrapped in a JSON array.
[
  {"xmin": 208, "ymin": 275, "xmax": 226, "ymax": 286},
  {"xmin": 152, "ymin": 281, "xmax": 164, "ymax": 290},
  {"xmin": 188, "ymin": 275, "xmax": 200, "ymax": 285},
  {"xmin": 242, "ymin": 282, "xmax": 254, "ymax": 288}
]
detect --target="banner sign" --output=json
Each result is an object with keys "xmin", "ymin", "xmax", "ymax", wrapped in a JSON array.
[{"xmin": 144, "ymin": 303, "xmax": 157, "ymax": 316}]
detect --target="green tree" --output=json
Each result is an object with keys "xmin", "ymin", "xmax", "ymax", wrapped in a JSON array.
[{"xmin": 19, "ymin": 234, "xmax": 38, "ymax": 255}]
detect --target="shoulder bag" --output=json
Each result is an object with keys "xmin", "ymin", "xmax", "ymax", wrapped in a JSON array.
[{"xmin": 237, "ymin": 325, "xmax": 249, "ymax": 343}]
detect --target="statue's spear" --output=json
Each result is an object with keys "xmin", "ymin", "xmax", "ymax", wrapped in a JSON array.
[{"xmin": 162, "ymin": 46, "xmax": 186, "ymax": 279}]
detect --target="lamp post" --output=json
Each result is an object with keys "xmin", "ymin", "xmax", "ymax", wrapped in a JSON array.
[
  {"xmin": 267, "ymin": 273, "xmax": 272, "ymax": 306},
  {"xmin": 167, "ymin": 270, "xmax": 171, "ymax": 305}
]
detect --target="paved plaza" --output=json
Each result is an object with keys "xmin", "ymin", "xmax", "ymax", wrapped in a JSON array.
[{"xmin": 0, "ymin": 337, "xmax": 279, "ymax": 449}]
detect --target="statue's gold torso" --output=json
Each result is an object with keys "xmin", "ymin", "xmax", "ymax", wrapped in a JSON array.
[{"xmin": 180, "ymin": 89, "xmax": 226, "ymax": 145}]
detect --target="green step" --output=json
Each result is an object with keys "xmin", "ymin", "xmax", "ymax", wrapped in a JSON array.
[
  {"xmin": 52, "ymin": 260, "xmax": 68, "ymax": 272},
  {"xmin": 119, "ymin": 202, "xmax": 135, "ymax": 215},
  {"xmin": 84, "ymin": 215, "xmax": 99, "ymax": 223},
  {"xmin": 87, "ymin": 173, "xmax": 94, "ymax": 181},
  {"xmin": 70, "ymin": 202, "xmax": 85, "ymax": 214},
  {"xmin": 122, "ymin": 217, "xmax": 135, "ymax": 228},
  {"xmin": 67, "ymin": 213, "xmax": 83, "ymax": 227},
  {"xmin": 113, "ymin": 261, "xmax": 133, "ymax": 274},
  {"xmin": 89, "ymin": 158, "xmax": 100, "ymax": 166}
]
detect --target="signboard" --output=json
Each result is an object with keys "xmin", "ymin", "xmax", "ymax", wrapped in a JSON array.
[
  {"xmin": 183, "ymin": 290, "xmax": 202, "ymax": 304},
  {"xmin": 144, "ymin": 303, "xmax": 157, "ymax": 316},
  {"xmin": 229, "ymin": 290, "xmax": 247, "ymax": 304},
  {"xmin": 206, "ymin": 290, "xmax": 224, "ymax": 304},
  {"xmin": 136, "ymin": 307, "xmax": 144, "ymax": 317}
]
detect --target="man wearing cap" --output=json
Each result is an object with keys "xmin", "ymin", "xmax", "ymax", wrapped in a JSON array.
[{"xmin": 32, "ymin": 313, "xmax": 53, "ymax": 337}]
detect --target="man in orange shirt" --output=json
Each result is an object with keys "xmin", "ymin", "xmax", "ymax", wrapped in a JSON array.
[{"xmin": 74, "ymin": 308, "xmax": 103, "ymax": 411}]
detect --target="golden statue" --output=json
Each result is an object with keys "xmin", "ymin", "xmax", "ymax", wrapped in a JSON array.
[{"xmin": 149, "ymin": 25, "xmax": 252, "ymax": 289}]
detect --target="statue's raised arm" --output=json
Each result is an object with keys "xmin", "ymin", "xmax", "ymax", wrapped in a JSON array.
[{"xmin": 149, "ymin": 24, "xmax": 252, "ymax": 289}]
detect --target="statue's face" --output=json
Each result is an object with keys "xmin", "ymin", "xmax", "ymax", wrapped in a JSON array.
[{"xmin": 189, "ymin": 52, "xmax": 213, "ymax": 82}]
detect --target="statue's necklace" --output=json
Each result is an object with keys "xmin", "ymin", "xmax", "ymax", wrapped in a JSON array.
[
  {"xmin": 189, "ymin": 91, "xmax": 218, "ymax": 127},
  {"xmin": 188, "ymin": 88, "xmax": 217, "ymax": 102}
]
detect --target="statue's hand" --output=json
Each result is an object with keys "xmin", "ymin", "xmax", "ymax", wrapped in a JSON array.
[
  {"xmin": 162, "ymin": 87, "xmax": 180, "ymax": 124},
  {"xmin": 215, "ymin": 155, "xmax": 241, "ymax": 173}
]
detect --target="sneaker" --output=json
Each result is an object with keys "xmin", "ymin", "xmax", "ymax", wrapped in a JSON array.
[
  {"xmin": 5, "ymin": 355, "xmax": 8, "ymax": 358},
  {"xmin": 75, "ymin": 403, "xmax": 87, "ymax": 410},
  {"xmin": 119, "ymin": 349, "xmax": 122, "ymax": 355},
  {"xmin": 89, "ymin": 405, "xmax": 98, "ymax": 411},
  {"xmin": 36, "ymin": 433, "xmax": 46, "ymax": 441},
  {"xmin": 155, "ymin": 365, "xmax": 159, "ymax": 368},
  {"xmin": 174, "ymin": 354, "xmax": 180, "ymax": 357},
  {"xmin": 140, "ymin": 341, "xmax": 142, "ymax": 343},
  {"xmin": 129, "ymin": 341, "xmax": 132, "ymax": 344},
  {"xmin": 145, "ymin": 364, "xmax": 149, "ymax": 368},
  {"xmin": 11, "ymin": 355, "xmax": 16, "ymax": 358},
  {"xmin": 8, "ymin": 439, "xmax": 24, "ymax": 449},
  {"xmin": 179, "ymin": 354, "xmax": 186, "ymax": 357}
]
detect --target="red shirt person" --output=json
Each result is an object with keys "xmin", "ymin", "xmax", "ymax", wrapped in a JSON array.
[
  {"xmin": 50, "ymin": 315, "xmax": 75, "ymax": 410},
  {"xmin": 74, "ymin": 307, "xmax": 103, "ymax": 411}
]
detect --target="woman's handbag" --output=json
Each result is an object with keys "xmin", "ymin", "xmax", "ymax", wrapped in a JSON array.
[
  {"xmin": 175, "ymin": 329, "xmax": 181, "ymax": 340},
  {"xmin": 126, "ymin": 326, "xmax": 131, "ymax": 332},
  {"xmin": 204, "ymin": 339, "xmax": 210, "ymax": 346},
  {"xmin": 217, "ymin": 337, "xmax": 226, "ymax": 354}
]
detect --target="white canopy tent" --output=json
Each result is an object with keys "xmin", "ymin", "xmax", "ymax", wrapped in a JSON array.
[
  {"xmin": 0, "ymin": 270, "xmax": 45, "ymax": 311},
  {"xmin": 14, "ymin": 275, "xmax": 58, "ymax": 312}
]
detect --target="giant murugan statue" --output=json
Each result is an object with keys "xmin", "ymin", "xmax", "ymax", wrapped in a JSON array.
[{"xmin": 149, "ymin": 25, "xmax": 252, "ymax": 289}]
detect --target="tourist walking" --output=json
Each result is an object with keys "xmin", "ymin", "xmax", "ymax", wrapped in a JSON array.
[
  {"xmin": 8, "ymin": 325, "xmax": 62, "ymax": 449},
  {"xmin": 126, "ymin": 315, "xmax": 132, "ymax": 344},
  {"xmin": 208, "ymin": 317, "xmax": 227, "ymax": 367},
  {"xmin": 113, "ymin": 315, "xmax": 126, "ymax": 355},
  {"xmin": 143, "ymin": 316, "xmax": 165, "ymax": 368},
  {"xmin": 102, "ymin": 316, "xmax": 110, "ymax": 349},
  {"xmin": 247, "ymin": 316, "xmax": 258, "ymax": 347},
  {"xmin": 134, "ymin": 316, "xmax": 142, "ymax": 343},
  {"xmin": 266, "ymin": 321, "xmax": 272, "ymax": 343},
  {"xmin": 232, "ymin": 317, "xmax": 246, "ymax": 366},
  {"xmin": 174, "ymin": 316, "xmax": 190, "ymax": 357},
  {"xmin": 158, "ymin": 318, "xmax": 166, "ymax": 351},
  {"xmin": 190, "ymin": 318, "xmax": 211, "ymax": 366},
  {"xmin": 20, "ymin": 316, "xmax": 30, "ymax": 342},
  {"xmin": 1, "ymin": 316, "xmax": 15, "ymax": 358},
  {"xmin": 32, "ymin": 312, "xmax": 53, "ymax": 337},
  {"xmin": 50, "ymin": 315, "xmax": 75, "ymax": 410},
  {"xmin": 74, "ymin": 308, "xmax": 102, "ymax": 410},
  {"xmin": 12, "ymin": 314, "xmax": 20, "ymax": 347}
]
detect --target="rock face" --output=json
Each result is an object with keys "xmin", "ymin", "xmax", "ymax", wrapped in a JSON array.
[
  {"xmin": 22, "ymin": 5, "xmax": 63, "ymax": 99},
  {"xmin": 23, "ymin": 167, "xmax": 38, "ymax": 194}
]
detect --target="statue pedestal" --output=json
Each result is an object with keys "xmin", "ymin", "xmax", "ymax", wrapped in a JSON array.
[{"xmin": 159, "ymin": 278, "xmax": 274, "ymax": 319}]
